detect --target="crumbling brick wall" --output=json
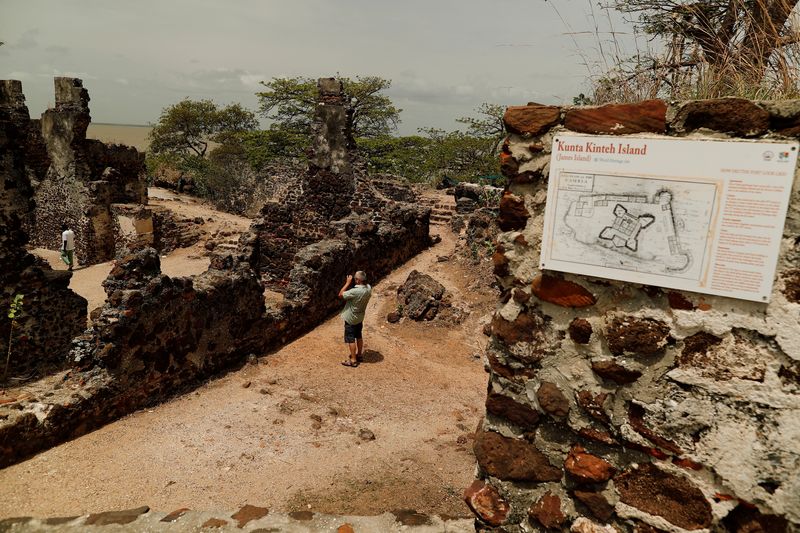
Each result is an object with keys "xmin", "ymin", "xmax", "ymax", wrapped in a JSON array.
[
  {"xmin": 0, "ymin": 80, "xmax": 87, "ymax": 378},
  {"xmin": 468, "ymin": 99, "xmax": 800, "ymax": 532}
]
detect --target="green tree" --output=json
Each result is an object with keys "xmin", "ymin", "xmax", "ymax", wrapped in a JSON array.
[
  {"xmin": 419, "ymin": 128, "xmax": 500, "ymax": 183},
  {"xmin": 456, "ymin": 103, "xmax": 506, "ymax": 138},
  {"xmin": 149, "ymin": 99, "xmax": 257, "ymax": 159},
  {"xmin": 257, "ymin": 76, "xmax": 401, "ymax": 138},
  {"xmin": 358, "ymin": 135, "xmax": 431, "ymax": 180}
]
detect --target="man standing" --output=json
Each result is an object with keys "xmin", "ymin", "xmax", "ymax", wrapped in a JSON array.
[
  {"xmin": 61, "ymin": 223, "xmax": 75, "ymax": 271},
  {"xmin": 338, "ymin": 270, "xmax": 372, "ymax": 367}
]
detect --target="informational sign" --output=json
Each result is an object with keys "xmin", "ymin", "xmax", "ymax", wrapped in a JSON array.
[{"xmin": 539, "ymin": 134, "xmax": 799, "ymax": 302}]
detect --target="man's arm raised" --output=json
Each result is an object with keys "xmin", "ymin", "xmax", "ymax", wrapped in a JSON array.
[{"xmin": 338, "ymin": 274, "xmax": 354, "ymax": 299}]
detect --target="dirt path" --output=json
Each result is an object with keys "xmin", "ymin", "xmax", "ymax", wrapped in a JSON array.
[
  {"xmin": 31, "ymin": 187, "xmax": 251, "ymax": 313},
  {"xmin": 1, "ymin": 226, "xmax": 494, "ymax": 519}
]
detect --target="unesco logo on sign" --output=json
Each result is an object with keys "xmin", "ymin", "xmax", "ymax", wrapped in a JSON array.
[{"xmin": 763, "ymin": 150, "xmax": 775, "ymax": 161}]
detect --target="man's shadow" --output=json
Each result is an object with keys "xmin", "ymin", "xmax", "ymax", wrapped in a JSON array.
[{"xmin": 360, "ymin": 349, "xmax": 384, "ymax": 364}]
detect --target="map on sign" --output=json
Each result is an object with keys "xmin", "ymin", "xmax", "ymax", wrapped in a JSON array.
[
  {"xmin": 540, "ymin": 134, "xmax": 799, "ymax": 302},
  {"xmin": 550, "ymin": 173, "xmax": 717, "ymax": 282}
]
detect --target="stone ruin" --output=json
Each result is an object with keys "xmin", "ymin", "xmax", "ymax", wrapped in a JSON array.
[
  {"xmin": 0, "ymin": 77, "xmax": 430, "ymax": 467},
  {"xmin": 0, "ymin": 80, "xmax": 88, "ymax": 377},
  {"xmin": 23, "ymin": 77, "xmax": 147, "ymax": 264},
  {"xmin": 466, "ymin": 99, "xmax": 800, "ymax": 532}
]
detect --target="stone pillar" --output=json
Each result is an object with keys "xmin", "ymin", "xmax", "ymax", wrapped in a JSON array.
[
  {"xmin": 0, "ymin": 79, "xmax": 87, "ymax": 379},
  {"xmin": 308, "ymin": 77, "xmax": 354, "ymax": 174},
  {"xmin": 470, "ymin": 98, "xmax": 800, "ymax": 532}
]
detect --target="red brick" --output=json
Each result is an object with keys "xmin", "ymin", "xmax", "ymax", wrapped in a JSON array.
[
  {"xmin": 474, "ymin": 428, "xmax": 562, "ymax": 482},
  {"xmin": 629, "ymin": 403, "xmax": 683, "ymax": 455},
  {"xmin": 504, "ymin": 105, "xmax": 561, "ymax": 135},
  {"xmin": 531, "ymin": 274, "xmax": 596, "ymax": 308},
  {"xmin": 578, "ymin": 427, "xmax": 619, "ymax": 446},
  {"xmin": 671, "ymin": 98, "xmax": 769, "ymax": 136},
  {"xmin": 564, "ymin": 445, "xmax": 616, "ymax": 483},
  {"xmin": 497, "ymin": 191, "xmax": 529, "ymax": 231},
  {"xmin": 537, "ymin": 381, "xmax": 570, "ymax": 417},
  {"xmin": 463, "ymin": 480, "xmax": 510, "ymax": 526},
  {"xmin": 565, "ymin": 100, "xmax": 667, "ymax": 134},
  {"xmin": 568, "ymin": 318, "xmax": 593, "ymax": 344},
  {"xmin": 528, "ymin": 491, "xmax": 566, "ymax": 530},
  {"xmin": 667, "ymin": 291, "xmax": 695, "ymax": 310},
  {"xmin": 492, "ymin": 251, "xmax": 509, "ymax": 277},
  {"xmin": 486, "ymin": 392, "xmax": 540, "ymax": 428},
  {"xmin": 230, "ymin": 504, "xmax": 268, "ymax": 528},
  {"xmin": 605, "ymin": 317, "xmax": 670, "ymax": 357},
  {"xmin": 576, "ymin": 391, "xmax": 610, "ymax": 423},
  {"xmin": 616, "ymin": 463, "xmax": 712, "ymax": 530},
  {"xmin": 591, "ymin": 359, "xmax": 642, "ymax": 384}
]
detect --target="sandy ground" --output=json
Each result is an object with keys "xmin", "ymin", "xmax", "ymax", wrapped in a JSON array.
[
  {"xmin": 32, "ymin": 187, "xmax": 251, "ymax": 313},
  {"xmin": 3, "ymin": 194, "xmax": 494, "ymax": 520}
]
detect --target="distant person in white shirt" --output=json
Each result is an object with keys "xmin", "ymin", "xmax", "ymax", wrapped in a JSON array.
[{"xmin": 61, "ymin": 223, "xmax": 75, "ymax": 271}]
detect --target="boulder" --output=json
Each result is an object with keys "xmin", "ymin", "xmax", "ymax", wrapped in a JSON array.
[{"xmin": 397, "ymin": 270, "xmax": 446, "ymax": 321}]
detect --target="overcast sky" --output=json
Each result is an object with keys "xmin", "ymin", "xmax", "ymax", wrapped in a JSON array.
[{"xmin": 0, "ymin": 0, "xmax": 637, "ymax": 135}]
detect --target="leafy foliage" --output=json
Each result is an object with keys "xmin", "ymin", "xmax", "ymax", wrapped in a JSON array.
[
  {"xmin": 4, "ymin": 294, "xmax": 24, "ymax": 382},
  {"xmin": 357, "ymin": 102, "xmax": 504, "ymax": 184},
  {"xmin": 7, "ymin": 294, "xmax": 23, "ymax": 320},
  {"xmin": 149, "ymin": 99, "xmax": 257, "ymax": 158},
  {"xmin": 257, "ymin": 76, "xmax": 401, "ymax": 138}
]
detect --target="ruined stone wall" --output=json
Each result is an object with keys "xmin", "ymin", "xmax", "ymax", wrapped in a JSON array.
[
  {"xmin": 467, "ymin": 99, "xmax": 800, "ymax": 532},
  {"xmin": 0, "ymin": 77, "xmax": 431, "ymax": 467},
  {"xmin": 249, "ymin": 78, "xmax": 424, "ymax": 288},
  {"xmin": 0, "ymin": 80, "xmax": 87, "ymax": 378},
  {"xmin": 19, "ymin": 77, "xmax": 147, "ymax": 265}
]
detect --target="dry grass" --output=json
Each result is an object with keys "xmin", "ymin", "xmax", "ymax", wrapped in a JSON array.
[{"xmin": 563, "ymin": 0, "xmax": 800, "ymax": 103}]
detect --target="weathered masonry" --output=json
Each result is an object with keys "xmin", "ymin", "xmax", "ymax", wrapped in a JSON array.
[
  {"xmin": 467, "ymin": 99, "xmax": 800, "ymax": 532},
  {"xmin": 0, "ymin": 80, "xmax": 88, "ymax": 377},
  {"xmin": 25, "ymin": 77, "xmax": 147, "ymax": 265},
  {"xmin": 0, "ymin": 78, "xmax": 430, "ymax": 467}
]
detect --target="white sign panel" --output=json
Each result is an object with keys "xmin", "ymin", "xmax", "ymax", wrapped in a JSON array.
[{"xmin": 540, "ymin": 134, "xmax": 798, "ymax": 302}]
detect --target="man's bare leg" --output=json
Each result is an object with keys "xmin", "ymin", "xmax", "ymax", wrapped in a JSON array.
[
  {"xmin": 348, "ymin": 342, "xmax": 358, "ymax": 364},
  {"xmin": 356, "ymin": 338, "xmax": 363, "ymax": 361}
]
